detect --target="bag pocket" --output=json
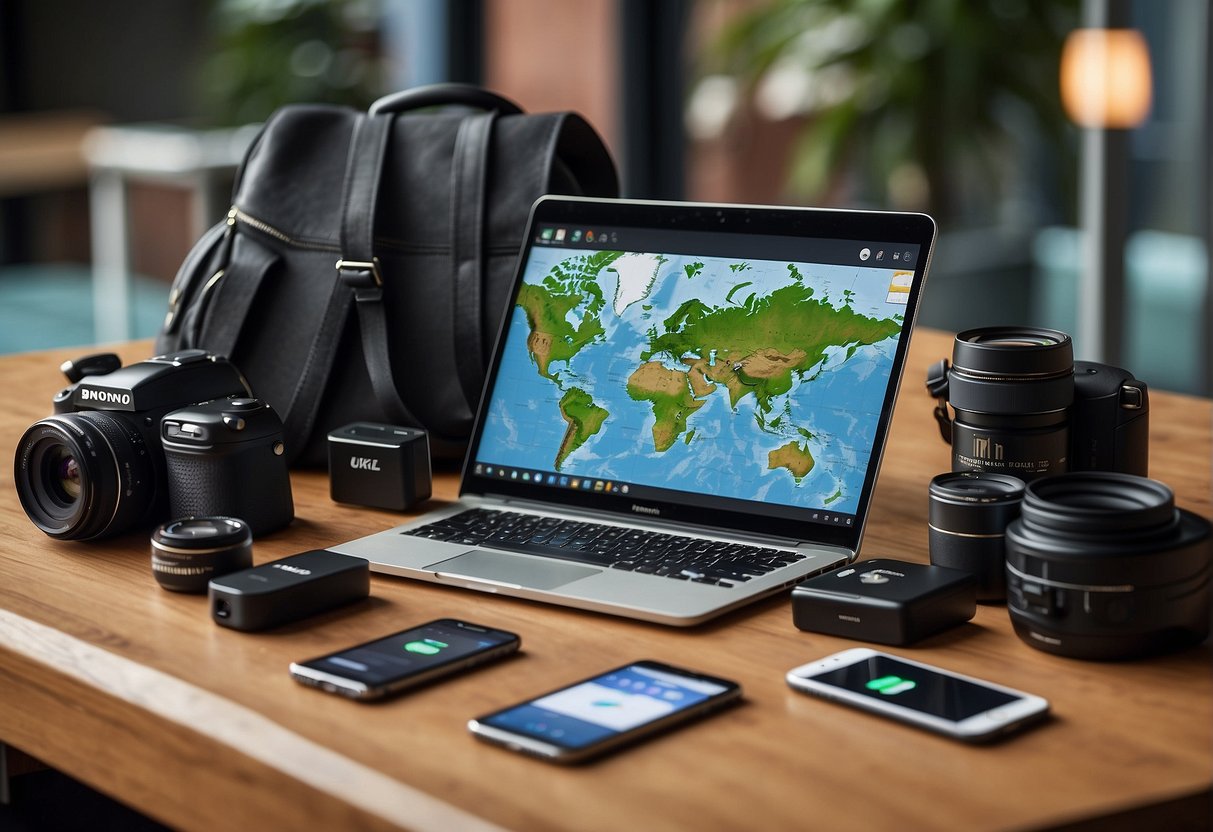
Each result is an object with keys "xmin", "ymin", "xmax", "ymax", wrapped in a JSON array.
[
  {"xmin": 195, "ymin": 233, "xmax": 282, "ymax": 360},
  {"xmin": 157, "ymin": 219, "xmax": 231, "ymax": 352}
]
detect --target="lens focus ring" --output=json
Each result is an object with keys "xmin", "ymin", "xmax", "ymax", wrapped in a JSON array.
[{"xmin": 14, "ymin": 412, "xmax": 158, "ymax": 540}]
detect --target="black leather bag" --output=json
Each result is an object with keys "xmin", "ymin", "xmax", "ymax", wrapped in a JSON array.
[{"xmin": 156, "ymin": 84, "xmax": 618, "ymax": 465}]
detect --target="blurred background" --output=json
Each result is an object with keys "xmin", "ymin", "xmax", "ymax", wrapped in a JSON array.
[{"xmin": 0, "ymin": 0, "xmax": 1209, "ymax": 394}]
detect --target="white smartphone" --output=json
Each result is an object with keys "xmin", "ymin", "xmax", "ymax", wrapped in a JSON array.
[{"xmin": 786, "ymin": 648, "xmax": 1049, "ymax": 742}]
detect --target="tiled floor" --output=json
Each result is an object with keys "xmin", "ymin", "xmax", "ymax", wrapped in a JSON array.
[{"xmin": 0, "ymin": 265, "xmax": 169, "ymax": 355}]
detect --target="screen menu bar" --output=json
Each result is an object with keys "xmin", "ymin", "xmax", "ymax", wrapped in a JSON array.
[{"xmin": 533, "ymin": 224, "xmax": 920, "ymax": 270}]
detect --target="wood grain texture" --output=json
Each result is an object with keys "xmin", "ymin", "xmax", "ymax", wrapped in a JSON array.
[{"xmin": 0, "ymin": 331, "xmax": 1209, "ymax": 831}]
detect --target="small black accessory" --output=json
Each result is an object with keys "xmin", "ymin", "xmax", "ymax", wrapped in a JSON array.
[
  {"xmin": 13, "ymin": 350, "xmax": 251, "ymax": 541},
  {"xmin": 161, "ymin": 398, "xmax": 294, "ymax": 535},
  {"xmin": 150, "ymin": 516, "xmax": 253, "ymax": 593},
  {"xmin": 155, "ymin": 83, "xmax": 619, "ymax": 465},
  {"xmin": 925, "ymin": 327, "xmax": 1149, "ymax": 482},
  {"xmin": 791, "ymin": 558, "xmax": 976, "ymax": 646},
  {"xmin": 1005, "ymin": 472, "xmax": 1211, "ymax": 660},
  {"xmin": 207, "ymin": 550, "xmax": 370, "ymax": 631},
  {"xmin": 59, "ymin": 352, "xmax": 122, "ymax": 383},
  {"xmin": 928, "ymin": 471, "xmax": 1025, "ymax": 601},
  {"xmin": 327, "ymin": 422, "xmax": 432, "ymax": 511}
]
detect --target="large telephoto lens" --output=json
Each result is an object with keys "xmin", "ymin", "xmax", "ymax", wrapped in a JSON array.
[
  {"xmin": 947, "ymin": 327, "xmax": 1074, "ymax": 482},
  {"xmin": 928, "ymin": 471, "xmax": 1025, "ymax": 601},
  {"xmin": 1005, "ymin": 472, "xmax": 1211, "ymax": 660},
  {"xmin": 14, "ymin": 412, "xmax": 161, "ymax": 540}
]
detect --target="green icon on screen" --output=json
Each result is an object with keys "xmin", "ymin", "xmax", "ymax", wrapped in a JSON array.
[
  {"xmin": 404, "ymin": 639, "xmax": 448, "ymax": 656},
  {"xmin": 866, "ymin": 675, "xmax": 917, "ymax": 696}
]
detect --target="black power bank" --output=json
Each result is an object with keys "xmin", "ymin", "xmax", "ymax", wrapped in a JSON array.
[
  {"xmin": 791, "ymin": 558, "xmax": 976, "ymax": 646},
  {"xmin": 208, "ymin": 550, "xmax": 370, "ymax": 631}
]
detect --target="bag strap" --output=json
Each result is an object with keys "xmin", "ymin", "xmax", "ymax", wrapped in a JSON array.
[
  {"xmin": 335, "ymin": 111, "xmax": 421, "ymax": 427},
  {"xmin": 925, "ymin": 358, "xmax": 954, "ymax": 444},
  {"xmin": 277, "ymin": 111, "xmax": 404, "ymax": 457},
  {"xmin": 450, "ymin": 111, "xmax": 497, "ymax": 411}
]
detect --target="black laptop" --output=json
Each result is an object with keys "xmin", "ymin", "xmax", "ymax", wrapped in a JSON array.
[{"xmin": 334, "ymin": 197, "xmax": 936, "ymax": 625}]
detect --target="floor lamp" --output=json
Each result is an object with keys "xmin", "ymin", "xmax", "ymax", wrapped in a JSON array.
[{"xmin": 1060, "ymin": 8, "xmax": 1152, "ymax": 366}]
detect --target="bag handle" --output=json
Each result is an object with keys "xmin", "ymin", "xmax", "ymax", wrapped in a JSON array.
[{"xmin": 369, "ymin": 83, "xmax": 523, "ymax": 117}]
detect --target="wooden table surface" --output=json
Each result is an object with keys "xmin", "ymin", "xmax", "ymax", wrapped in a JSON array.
[{"xmin": 0, "ymin": 330, "xmax": 1209, "ymax": 831}]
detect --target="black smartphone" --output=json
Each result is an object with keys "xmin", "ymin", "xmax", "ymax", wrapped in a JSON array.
[
  {"xmin": 786, "ymin": 648, "xmax": 1050, "ymax": 742},
  {"xmin": 289, "ymin": 618, "xmax": 520, "ymax": 700},
  {"xmin": 468, "ymin": 659, "xmax": 741, "ymax": 764}
]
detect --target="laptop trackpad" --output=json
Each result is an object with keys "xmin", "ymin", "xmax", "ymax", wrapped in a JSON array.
[{"xmin": 425, "ymin": 550, "xmax": 600, "ymax": 590}]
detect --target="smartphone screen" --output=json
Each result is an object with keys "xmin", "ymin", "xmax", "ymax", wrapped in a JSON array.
[
  {"xmin": 787, "ymin": 649, "xmax": 1049, "ymax": 741},
  {"xmin": 290, "ymin": 619, "xmax": 519, "ymax": 699},
  {"xmin": 809, "ymin": 653, "xmax": 1018, "ymax": 719},
  {"xmin": 469, "ymin": 660, "xmax": 741, "ymax": 763}
]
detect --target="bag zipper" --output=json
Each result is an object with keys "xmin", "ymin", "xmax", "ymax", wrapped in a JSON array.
[
  {"xmin": 230, "ymin": 205, "xmax": 519, "ymax": 256},
  {"xmin": 229, "ymin": 207, "xmax": 341, "ymax": 252}
]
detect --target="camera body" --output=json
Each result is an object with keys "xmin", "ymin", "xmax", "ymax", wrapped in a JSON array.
[
  {"xmin": 927, "ymin": 328, "xmax": 1149, "ymax": 482},
  {"xmin": 14, "ymin": 350, "xmax": 278, "ymax": 540},
  {"xmin": 162, "ymin": 398, "xmax": 294, "ymax": 535}
]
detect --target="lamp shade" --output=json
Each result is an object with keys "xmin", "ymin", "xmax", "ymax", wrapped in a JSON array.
[{"xmin": 1060, "ymin": 28, "xmax": 1152, "ymax": 129}]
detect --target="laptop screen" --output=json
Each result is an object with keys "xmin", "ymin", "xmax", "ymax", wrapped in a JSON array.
[{"xmin": 462, "ymin": 198, "xmax": 935, "ymax": 549}]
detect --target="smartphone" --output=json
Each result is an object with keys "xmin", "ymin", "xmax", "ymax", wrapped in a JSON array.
[
  {"xmin": 786, "ymin": 648, "xmax": 1049, "ymax": 743},
  {"xmin": 289, "ymin": 618, "xmax": 520, "ymax": 700},
  {"xmin": 468, "ymin": 660, "xmax": 741, "ymax": 764}
]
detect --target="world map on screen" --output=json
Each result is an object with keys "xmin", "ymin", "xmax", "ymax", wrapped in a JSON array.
[{"xmin": 476, "ymin": 246, "xmax": 911, "ymax": 513}]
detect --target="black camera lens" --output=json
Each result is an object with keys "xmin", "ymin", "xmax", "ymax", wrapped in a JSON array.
[
  {"xmin": 151, "ymin": 516, "xmax": 253, "ymax": 593},
  {"xmin": 1005, "ymin": 472, "xmax": 1211, "ymax": 660},
  {"xmin": 14, "ymin": 412, "xmax": 160, "ymax": 540},
  {"xmin": 945, "ymin": 327, "xmax": 1075, "ymax": 482},
  {"xmin": 928, "ymin": 472, "xmax": 1025, "ymax": 601}
]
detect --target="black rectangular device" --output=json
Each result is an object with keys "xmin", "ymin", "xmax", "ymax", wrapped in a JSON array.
[
  {"xmin": 791, "ymin": 558, "xmax": 976, "ymax": 645},
  {"xmin": 208, "ymin": 550, "xmax": 370, "ymax": 631},
  {"xmin": 289, "ymin": 618, "xmax": 520, "ymax": 700},
  {"xmin": 468, "ymin": 660, "xmax": 741, "ymax": 764},
  {"xmin": 328, "ymin": 422, "xmax": 432, "ymax": 511}
]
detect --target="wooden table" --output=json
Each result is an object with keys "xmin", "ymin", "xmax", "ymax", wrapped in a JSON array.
[{"xmin": 0, "ymin": 330, "xmax": 1209, "ymax": 831}]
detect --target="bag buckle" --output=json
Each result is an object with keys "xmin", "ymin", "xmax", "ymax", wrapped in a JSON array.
[{"xmin": 335, "ymin": 257, "xmax": 383, "ymax": 289}]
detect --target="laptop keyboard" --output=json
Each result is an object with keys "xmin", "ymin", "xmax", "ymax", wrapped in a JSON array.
[{"xmin": 403, "ymin": 508, "xmax": 806, "ymax": 588}]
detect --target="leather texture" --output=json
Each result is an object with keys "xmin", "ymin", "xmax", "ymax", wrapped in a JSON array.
[{"xmin": 156, "ymin": 84, "xmax": 618, "ymax": 466}]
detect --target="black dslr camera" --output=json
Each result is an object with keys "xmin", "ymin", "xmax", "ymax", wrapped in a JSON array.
[
  {"xmin": 925, "ymin": 327, "xmax": 1149, "ymax": 482},
  {"xmin": 14, "ymin": 350, "xmax": 292, "ymax": 540}
]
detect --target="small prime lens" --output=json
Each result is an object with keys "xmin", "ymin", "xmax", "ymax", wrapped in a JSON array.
[
  {"xmin": 14, "ymin": 412, "xmax": 159, "ymax": 540},
  {"xmin": 1006, "ymin": 472, "xmax": 1212, "ymax": 660},
  {"xmin": 151, "ymin": 516, "xmax": 253, "ymax": 593},
  {"xmin": 928, "ymin": 472, "xmax": 1025, "ymax": 601},
  {"xmin": 947, "ymin": 327, "xmax": 1075, "ymax": 482}
]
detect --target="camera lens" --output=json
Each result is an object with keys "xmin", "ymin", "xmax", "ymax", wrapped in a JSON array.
[
  {"xmin": 151, "ymin": 516, "xmax": 253, "ymax": 593},
  {"xmin": 946, "ymin": 327, "xmax": 1075, "ymax": 482},
  {"xmin": 1005, "ymin": 472, "xmax": 1211, "ymax": 660},
  {"xmin": 45, "ymin": 445, "xmax": 82, "ymax": 502},
  {"xmin": 14, "ymin": 412, "xmax": 160, "ymax": 540},
  {"xmin": 928, "ymin": 472, "xmax": 1025, "ymax": 601}
]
